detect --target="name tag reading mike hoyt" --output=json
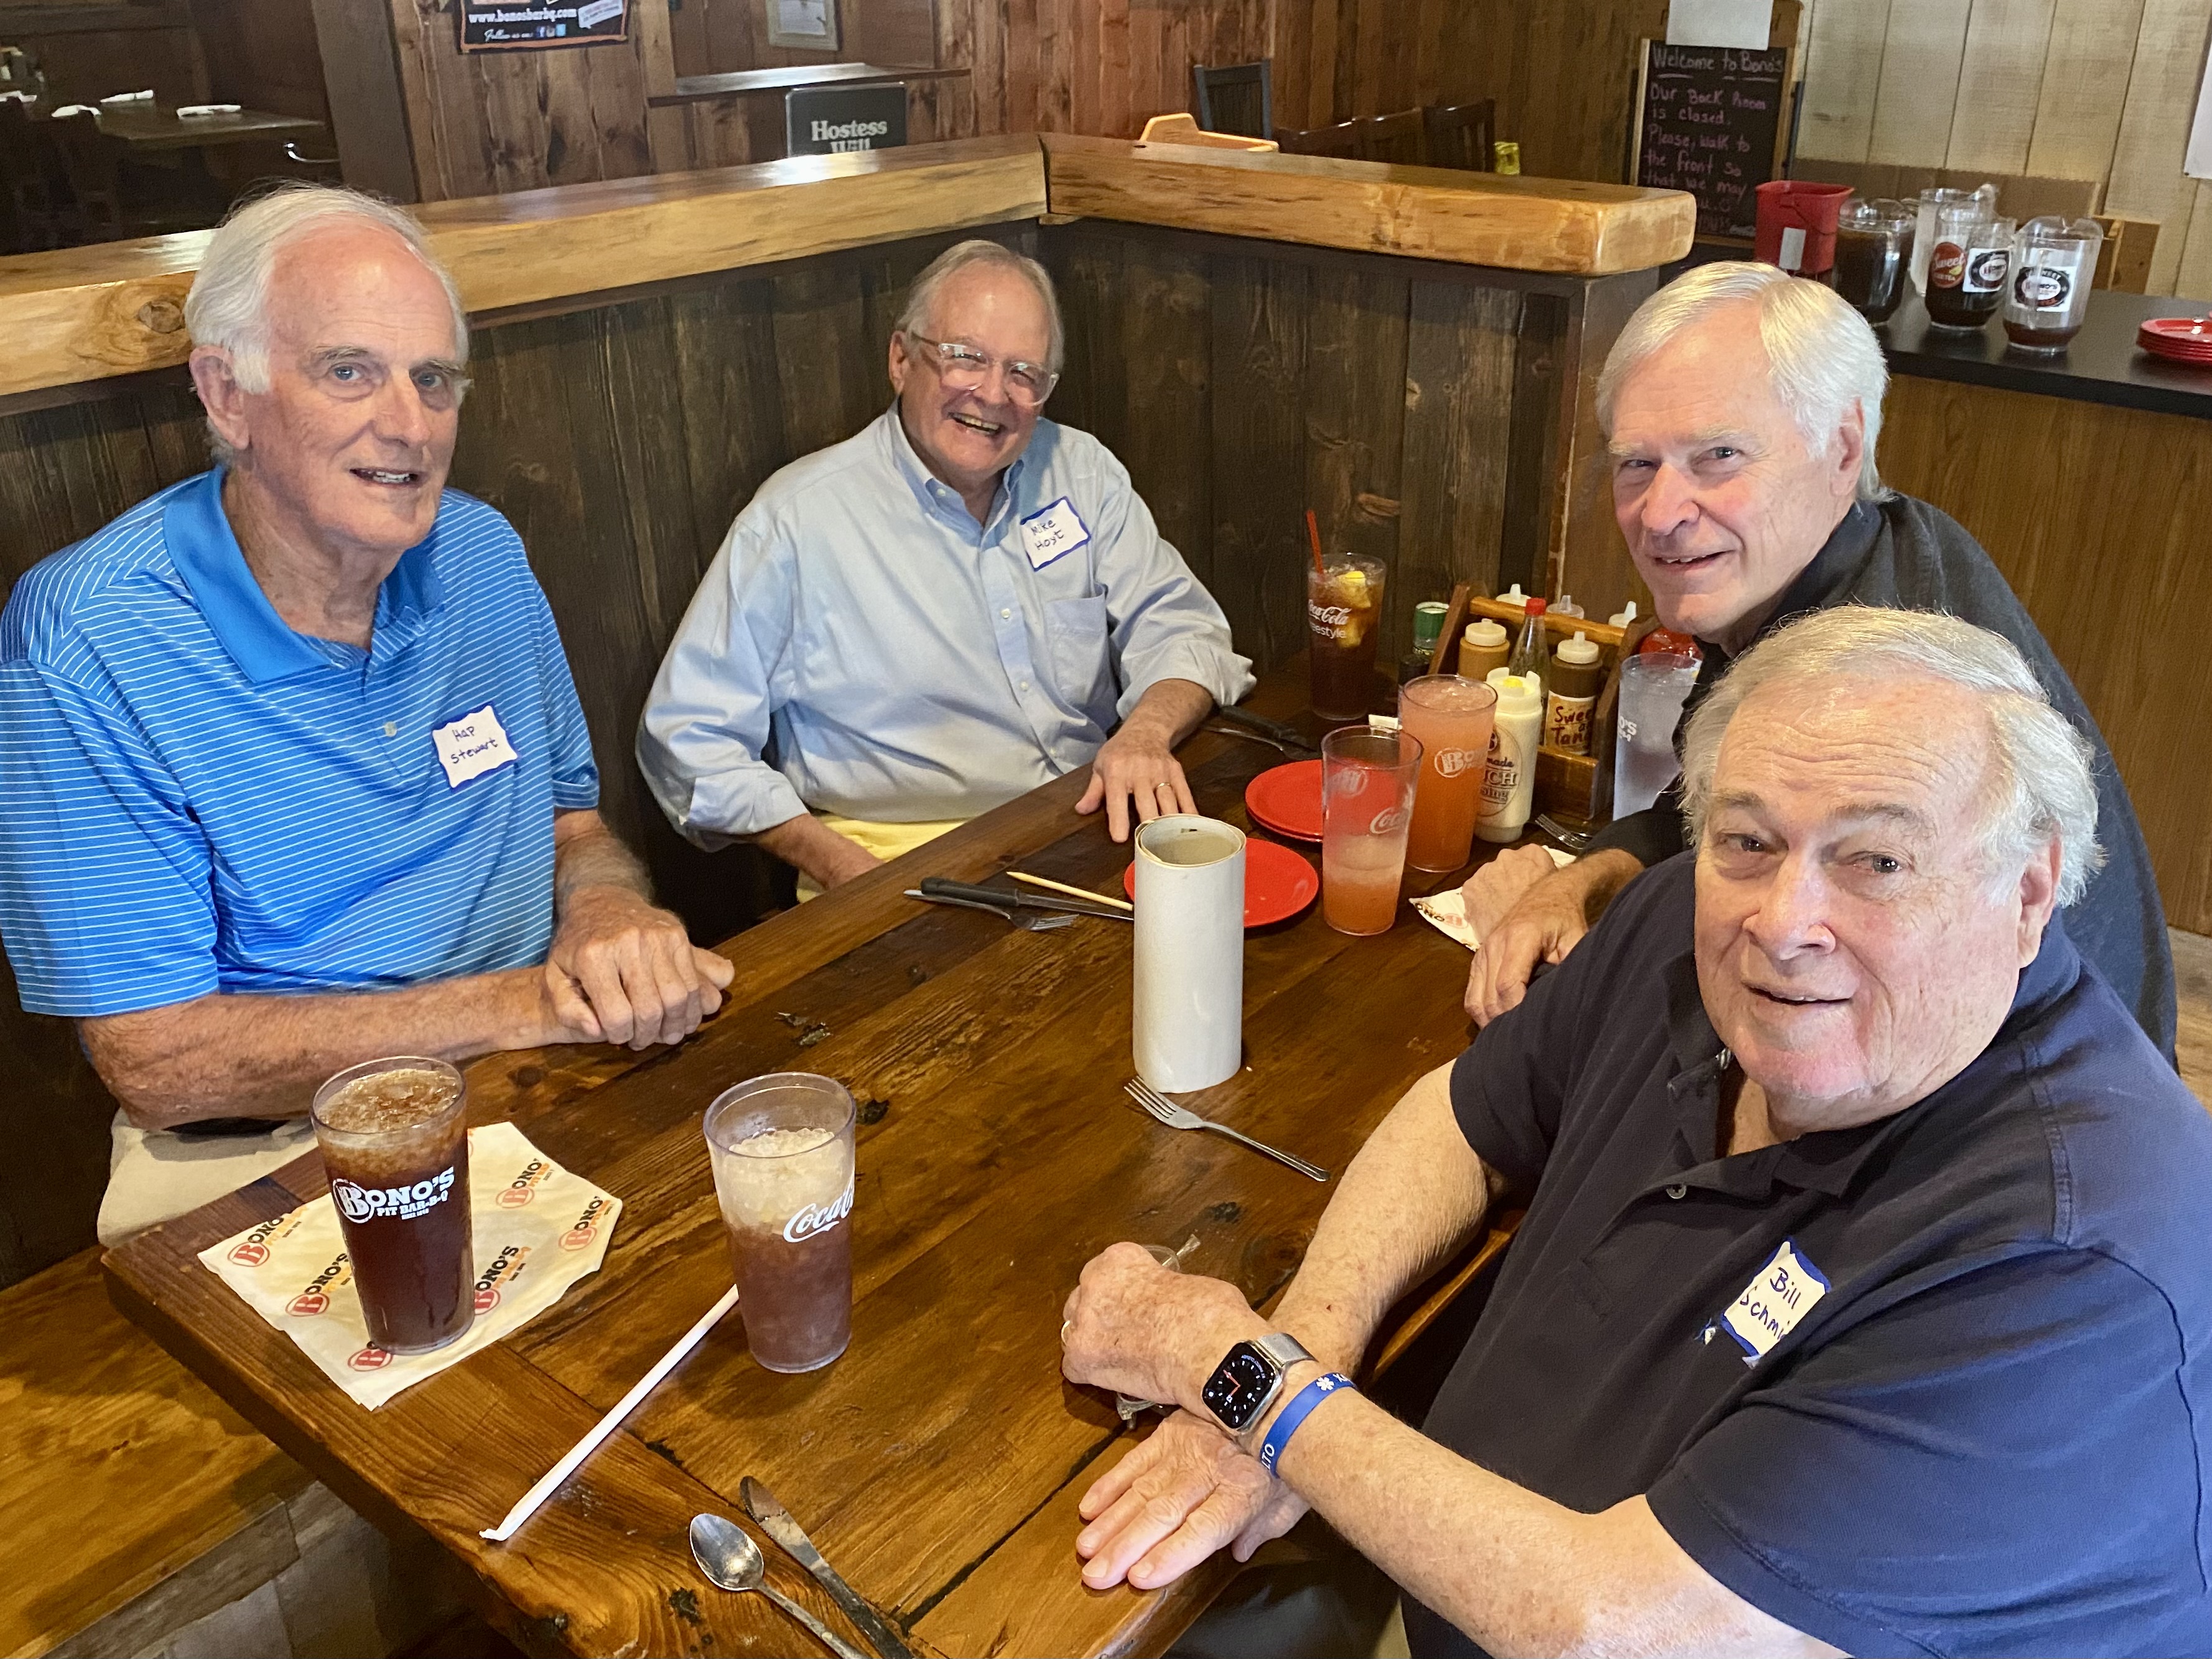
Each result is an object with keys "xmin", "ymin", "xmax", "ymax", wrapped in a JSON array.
[
  {"xmin": 1020, "ymin": 496, "xmax": 1090, "ymax": 570},
  {"xmin": 433, "ymin": 704, "xmax": 519, "ymax": 789}
]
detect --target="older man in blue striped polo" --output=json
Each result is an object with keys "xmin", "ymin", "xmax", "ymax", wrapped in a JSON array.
[{"xmin": 0, "ymin": 185, "xmax": 732, "ymax": 1242}]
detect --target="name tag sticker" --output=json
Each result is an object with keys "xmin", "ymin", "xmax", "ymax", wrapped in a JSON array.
[
  {"xmin": 432, "ymin": 704, "xmax": 519, "ymax": 790},
  {"xmin": 1020, "ymin": 496, "xmax": 1090, "ymax": 570},
  {"xmin": 1717, "ymin": 1238, "xmax": 1829, "ymax": 1366}
]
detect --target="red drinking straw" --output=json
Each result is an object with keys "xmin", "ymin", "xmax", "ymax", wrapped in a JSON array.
[{"xmin": 1305, "ymin": 509, "xmax": 1326, "ymax": 578}]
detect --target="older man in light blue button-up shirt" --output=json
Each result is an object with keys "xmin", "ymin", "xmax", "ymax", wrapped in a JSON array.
[{"xmin": 639, "ymin": 240, "xmax": 1253, "ymax": 891}]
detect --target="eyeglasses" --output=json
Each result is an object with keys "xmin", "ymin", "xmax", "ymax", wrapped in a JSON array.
[{"xmin": 904, "ymin": 333, "xmax": 1059, "ymax": 407}]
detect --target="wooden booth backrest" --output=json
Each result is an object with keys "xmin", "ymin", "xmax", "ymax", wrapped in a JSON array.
[{"xmin": 0, "ymin": 136, "xmax": 1691, "ymax": 1285}]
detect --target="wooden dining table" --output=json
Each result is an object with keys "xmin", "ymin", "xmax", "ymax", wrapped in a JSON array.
[
  {"xmin": 103, "ymin": 671, "xmax": 1517, "ymax": 1658},
  {"xmin": 26, "ymin": 100, "xmax": 327, "ymax": 152}
]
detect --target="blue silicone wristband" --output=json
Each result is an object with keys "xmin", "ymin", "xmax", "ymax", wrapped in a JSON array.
[{"xmin": 1257, "ymin": 1371, "xmax": 1355, "ymax": 1476}]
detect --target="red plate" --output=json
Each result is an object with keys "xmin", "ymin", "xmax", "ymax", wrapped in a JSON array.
[
  {"xmin": 1123, "ymin": 836, "xmax": 1319, "ymax": 927},
  {"xmin": 2138, "ymin": 318, "xmax": 2212, "ymax": 364},
  {"xmin": 1243, "ymin": 760, "xmax": 1324, "ymax": 842}
]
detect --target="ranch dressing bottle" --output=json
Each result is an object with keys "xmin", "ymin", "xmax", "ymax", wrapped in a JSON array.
[{"xmin": 1475, "ymin": 672, "xmax": 1543, "ymax": 843}]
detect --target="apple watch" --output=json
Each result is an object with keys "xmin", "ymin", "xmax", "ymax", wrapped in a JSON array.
[{"xmin": 1201, "ymin": 1332, "xmax": 1316, "ymax": 1436}]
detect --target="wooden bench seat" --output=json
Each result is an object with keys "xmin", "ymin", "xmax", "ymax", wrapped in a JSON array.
[{"xmin": 1, "ymin": 1245, "xmax": 310, "ymax": 1658}]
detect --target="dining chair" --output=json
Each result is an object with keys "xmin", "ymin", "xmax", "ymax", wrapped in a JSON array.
[
  {"xmin": 1354, "ymin": 108, "xmax": 1429, "ymax": 165},
  {"xmin": 1423, "ymin": 100, "xmax": 1497, "ymax": 172},
  {"xmin": 1192, "ymin": 59, "xmax": 1273, "ymax": 140},
  {"xmin": 1276, "ymin": 119, "xmax": 1365, "ymax": 160}
]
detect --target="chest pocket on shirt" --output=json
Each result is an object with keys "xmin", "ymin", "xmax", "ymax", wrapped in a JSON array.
[{"xmin": 1044, "ymin": 593, "xmax": 1115, "ymax": 710}]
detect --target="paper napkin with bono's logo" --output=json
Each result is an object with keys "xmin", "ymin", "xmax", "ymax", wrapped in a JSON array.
[{"xmin": 200, "ymin": 1122, "xmax": 620, "ymax": 1410}]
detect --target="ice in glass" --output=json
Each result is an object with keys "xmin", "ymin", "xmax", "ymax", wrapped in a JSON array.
[
  {"xmin": 704, "ymin": 1073, "xmax": 857, "ymax": 1374},
  {"xmin": 1398, "ymin": 674, "xmax": 1499, "ymax": 873},
  {"xmin": 310, "ymin": 1057, "xmax": 474, "ymax": 1354},
  {"xmin": 1307, "ymin": 557, "xmax": 1387, "ymax": 722},
  {"xmin": 1321, "ymin": 727, "xmax": 1423, "ymax": 936}
]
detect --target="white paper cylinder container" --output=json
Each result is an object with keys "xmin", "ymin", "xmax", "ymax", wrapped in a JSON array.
[{"xmin": 1132, "ymin": 815, "xmax": 1246, "ymax": 1093}]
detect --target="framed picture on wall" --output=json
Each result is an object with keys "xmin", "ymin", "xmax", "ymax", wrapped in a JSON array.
[
  {"xmin": 458, "ymin": 0, "xmax": 628, "ymax": 50},
  {"xmin": 766, "ymin": 0, "xmax": 841, "ymax": 51}
]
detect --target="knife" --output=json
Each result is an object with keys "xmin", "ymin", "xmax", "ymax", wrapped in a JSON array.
[
  {"xmin": 740, "ymin": 1477, "xmax": 915, "ymax": 1659},
  {"xmin": 1214, "ymin": 704, "xmax": 1309, "ymax": 747},
  {"xmin": 919, "ymin": 875, "xmax": 1132, "ymax": 921}
]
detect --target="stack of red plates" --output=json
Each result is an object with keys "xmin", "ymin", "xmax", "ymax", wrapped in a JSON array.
[
  {"xmin": 2137, "ymin": 317, "xmax": 2212, "ymax": 365},
  {"xmin": 1243, "ymin": 761, "xmax": 1323, "ymax": 842}
]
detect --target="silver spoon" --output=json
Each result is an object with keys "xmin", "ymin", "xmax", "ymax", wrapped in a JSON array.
[{"xmin": 689, "ymin": 1513, "xmax": 870, "ymax": 1659}]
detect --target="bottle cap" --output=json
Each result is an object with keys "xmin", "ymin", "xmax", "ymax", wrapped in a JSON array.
[
  {"xmin": 1484, "ymin": 671, "xmax": 1541, "ymax": 708},
  {"xmin": 1411, "ymin": 600, "xmax": 1449, "ymax": 648},
  {"xmin": 1464, "ymin": 619, "xmax": 1508, "ymax": 649},
  {"xmin": 1524, "ymin": 597, "xmax": 1548, "ymax": 618},
  {"xmin": 1608, "ymin": 600, "xmax": 1640, "ymax": 627},
  {"xmin": 1555, "ymin": 630, "xmax": 1600, "ymax": 666},
  {"xmin": 1495, "ymin": 583, "xmax": 1528, "ymax": 607},
  {"xmin": 1553, "ymin": 594, "xmax": 1585, "ymax": 618}
]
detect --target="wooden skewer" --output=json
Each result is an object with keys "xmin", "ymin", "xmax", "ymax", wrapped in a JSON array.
[{"xmin": 1008, "ymin": 870, "xmax": 1135, "ymax": 913}]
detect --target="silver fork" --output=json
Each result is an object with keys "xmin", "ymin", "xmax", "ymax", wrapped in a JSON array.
[
  {"xmin": 1123, "ymin": 1079, "xmax": 1329, "ymax": 1181},
  {"xmin": 904, "ymin": 888, "xmax": 1076, "ymax": 931},
  {"xmin": 1534, "ymin": 814, "xmax": 1593, "ymax": 853}
]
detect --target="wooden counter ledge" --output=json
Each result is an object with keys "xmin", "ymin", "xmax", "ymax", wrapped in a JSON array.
[
  {"xmin": 0, "ymin": 135, "xmax": 1048, "ymax": 402},
  {"xmin": 1042, "ymin": 133, "xmax": 1696, "ymax": 276}
]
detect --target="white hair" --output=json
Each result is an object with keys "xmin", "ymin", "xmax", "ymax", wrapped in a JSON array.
[
  {"xmin": 1680, "ymin": 606, "xmax": 2104, "ymax": 906},
  {"xmin": 1599, "ymin": 261, "xmax": 1890, "ymax": 503},
  {"xmin": 895, "ymin": 239, "xmax": 1064, "ymax": 374},
  {"xmin": 185, "ymin": 185, "xmax": 468, "ymax": 461}
]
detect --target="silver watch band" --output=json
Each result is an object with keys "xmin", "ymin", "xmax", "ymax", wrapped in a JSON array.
[{"xmin": 1255, "ymin": 1332, "xmax": 1316, "ymax": 1370}]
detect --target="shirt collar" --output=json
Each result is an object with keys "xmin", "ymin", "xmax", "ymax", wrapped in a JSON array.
[
  {"xmin": 1657, "ymin": 871, "xmax": 2084, "ymax": 1199},
  {"xmin": 162, "ymin": 468, "xmax": 444, "ymax": 684},
  {"xmin": 879, "ymin": 402, "xmax": 1029, "ymax": 526}
]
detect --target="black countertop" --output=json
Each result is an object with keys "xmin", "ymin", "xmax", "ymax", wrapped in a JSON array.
[
  {"xmin": 1667, "ymin": 241, "xmax": 2212, "ymax": 419},
  {"xmin": 1877, "ymin": 289, "xmax": 2212, "ymax": 419}
]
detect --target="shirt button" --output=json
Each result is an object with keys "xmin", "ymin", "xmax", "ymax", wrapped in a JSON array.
[
  {"xmin": 1665, "ymin": 1183, "xmax": 1688, "ymax": 1200},
  {"xmin": 1000, "ymin": 608, "xmax": 1012, "ymax": 620},
  {"xmin": 1020, "ymin": 681, "xmax": 1031, "ymax": 692},
  {"xmin": 382, "ymin": 722, "xmax": 397, "ymax": 737}
]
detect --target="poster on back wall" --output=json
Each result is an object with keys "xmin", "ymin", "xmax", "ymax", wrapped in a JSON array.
[{"xmin": 459, "ymin": 0, "xmax": 628, "ymax": 52}]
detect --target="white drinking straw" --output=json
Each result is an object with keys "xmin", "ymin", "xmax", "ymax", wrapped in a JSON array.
[{"xmin": 480, "ymin": 1285, "xmax": 740, "ymax": 1543}]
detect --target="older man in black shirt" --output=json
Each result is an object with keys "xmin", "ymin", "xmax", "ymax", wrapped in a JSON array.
[
  {"xmin": 1059, "ymin": 608, "xmax": 2212, "ymax": 1658},
  {"xmin": 1461, "ymin": 262, "xmax": 2175, "ymax": 1059}
]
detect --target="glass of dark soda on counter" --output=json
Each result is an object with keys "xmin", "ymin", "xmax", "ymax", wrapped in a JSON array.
[
  {"xmin": 1307, "ymin": 555, "xmax": 1387, "ymax": 722},
  {"xmin": 705, "ymin": 1072, "xmax": 856, "ymax": 1373},
  {"xmin": 1831, "ymin": 198, "xmax": 1913, "ymax": 323},
  {"xmin": 2003, "ymin": 216, "xmax": 2103, "ymax": 352},
  {"xmin": 311, "ymin": 1057, "xmax": 474, "ymax": 1354}
]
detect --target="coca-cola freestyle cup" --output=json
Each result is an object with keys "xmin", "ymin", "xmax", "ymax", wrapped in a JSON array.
[
  {"xmin": 309, "ymin": 1057, "xmax": 474, "ymax": 1354},
  {"xmin": 704, "ymin": 1073, "xmax": 856, "ymax": 1373}
]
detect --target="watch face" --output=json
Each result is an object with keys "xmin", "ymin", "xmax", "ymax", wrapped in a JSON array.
[{"xmin": 1202, "ymin": 1343, "xmax": 1278, "ymax": 1430}]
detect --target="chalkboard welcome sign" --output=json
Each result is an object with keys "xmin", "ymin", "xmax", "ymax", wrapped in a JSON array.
[{"xmin": 1631, "ymin": 42, "xmax": 1791, "ymax": 239}]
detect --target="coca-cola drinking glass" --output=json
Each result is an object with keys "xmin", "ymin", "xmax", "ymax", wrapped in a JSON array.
[{"xmin": 704, "ymin": 1072, "xmax": 857, "ymax": 1373}]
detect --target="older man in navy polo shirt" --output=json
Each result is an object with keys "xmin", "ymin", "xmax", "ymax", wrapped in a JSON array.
[
  {"xmin": 1062, "ymin": 608, "xmax": 2212, "ymax": 1658},
  {"xmin": 0, "ymin": 185, "xmax": 732, "ymax": 1242}
]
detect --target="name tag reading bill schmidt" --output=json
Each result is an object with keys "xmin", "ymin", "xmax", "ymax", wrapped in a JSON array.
[
  {"xmin": 1020, "ymin": 496, "xmax": 1090, "ymax": 570},
  {"xmin": 433, "ymin": 704, "xmax": 519, "ymax": 789},
  {"xmin": 1719, "ymin": 1238, "xmax": 1829, "ymax": 1365}
]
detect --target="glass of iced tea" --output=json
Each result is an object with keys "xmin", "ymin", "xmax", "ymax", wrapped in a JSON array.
[
  {"xmin": 1307, "ymin": 556, "xmax": 1387, "ymax": 722},
  {"xmin": 1398, "ymin": 675, "xmax": 1499, "ymax": 873},
  {"xmin": 310, "ymin": 1057, "xmax": 474, "ymax": 1354},
  {"xmin": 1320, "ymin": 727, "xmax": 1423, "ymax": 936},
  {"xmin": 704, "ymin": 1073, "xmax": 857, "ymax": 1374}
]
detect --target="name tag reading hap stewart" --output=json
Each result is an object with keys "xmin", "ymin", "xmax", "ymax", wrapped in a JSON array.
[
  {"xmin": 1020, "ymin": 496, "xmax": 1090, "ymax": 570},
  {"xmin": 1714, "ymin": 1238, "xmax": 1831, "ymax": 1366},
  {"xmin": 432, "ymin": 704, "xmax": 519, "ymax": 789}
]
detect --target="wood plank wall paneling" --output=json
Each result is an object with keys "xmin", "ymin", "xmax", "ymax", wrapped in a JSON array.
[
  {"xmin": 0, "ymin": 1, "xmax": 210, "ymax": 107},
  {"xmin": 1880, "ymin": 375, "xmax": 2212, "ymax": 934},
  {"xmin": 1043, "ymin": 221, "xmax": 1545, "ymax": 674},
  {"xmin": 1266, "ymin": 1, "xmax": 1800, "ymax": 185},
  {"xmin": 1797, "ymin": 0, "xmax": 2212, "ymax": 297}
]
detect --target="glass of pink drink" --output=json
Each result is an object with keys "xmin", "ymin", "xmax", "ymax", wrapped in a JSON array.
[
  {"xmin": 1321, "ymin": 727, "xmax": 1424, "ymax": 936},
  {"xmin": 1398, "ymin": 675, "xmax": 1499, "ymax": 873}
]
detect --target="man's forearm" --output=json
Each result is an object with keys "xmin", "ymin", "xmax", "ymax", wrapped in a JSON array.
[
  {"xmin": 1123, "ymin": 678, "xmax": 1215, "ymax": 750},
  {"xmin": 553, "ymin": 808, "xmax": 654, "ymax": 909},
  {"xmin": 753, "ymin": 811, "xmax": 876, "ymax": 888},
  {"xmin": 81, "ymin": 968, "xmax": 555, "ymax": 1131},
  {"xmin": 1271, "ymin": 1064, "xmax": 1495, "ymax": 1369}
]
